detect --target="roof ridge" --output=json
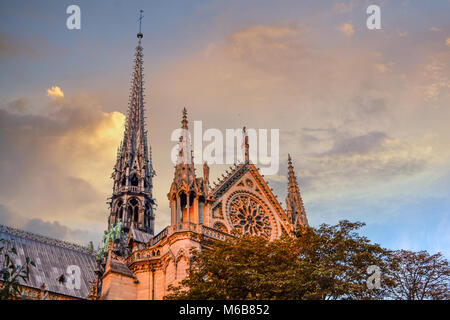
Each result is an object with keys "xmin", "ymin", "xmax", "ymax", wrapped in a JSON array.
[
  {"xmin": 212, "ymin": 163, "xmax": 246, "ymax": 194},
  {"xmin": 0, "ymin": 223, "xmax": 94, "ymax": 255}
]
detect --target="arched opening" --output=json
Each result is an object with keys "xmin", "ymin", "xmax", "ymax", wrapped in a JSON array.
[
  {"xmin": 116, "ymin": 200, "xmax": 123, "ymax": 222},
  {"xmin": 128, "ymin": 198, "xmax": 140, "ymax": 224},
  {"xmin": 179, "ymin": 192, "xmax": 187, "ymax": 222},
  {"xmin": 131, "ymin": 173, "xmax": 139, "ymax": 187}
]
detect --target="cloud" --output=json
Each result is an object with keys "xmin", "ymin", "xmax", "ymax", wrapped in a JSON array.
[
  {"xmin": 0, "ymin": 91, "xmax": 125, "ymax": 241},
  {"xmin": 151, "ymin": 22, "xmax": 448, "ymax": 201},
  {"xmin": 1, "ymin": 14, "xmax": 449, "ymax": 254},
  {"xmin": 446, "ymin": 38, "xmax": 450, "ymax": 47},
  {"xmin": 325, "ymin": 131, "xmax": 388, "ymax": 155},
  {"xmin": 0, "ymin": 203, "xmax": 93, "ymax": 245},
  {"xmin": 4, "ymin": 97, "xmax": 28, "ymax": 114},
  {"xmin": 276, "ymin": 124, "xmax": 435, "ymax": 210},
  {"xmin": 333, "ymin": 1, "xmax": 357, "ymax": 13},
  {"xmin": 338, "ymin": 23, "xmax": 355, "ymax": 37},
  {"xmin": 420, "ymin": 52, "xmax": 450, "ymax": 101},
  {"xmin": 0, "ymin": 31, "xmax": 39, "ymax": 60},
  {"xmin": 375, "ymin": 63, "xmax": 390, "ymax": 73},
  {"xmin": 47, "ymin": 85, "xmax": 64, "ymax": 98}
]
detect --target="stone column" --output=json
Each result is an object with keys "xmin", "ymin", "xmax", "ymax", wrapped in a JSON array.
[
  {"xmin": 170, "ymin": 198, "xmax": 176, "ymax": 226},
  {"xmin": 187, "ymin": 193, "xmax": 190, "ymax": 226},
  {"xmin": 176, "ymin": 196, "xmax": 181, "ymax": 229},
  {"xmin": 193, "ymin": 196, "xmax": 199, "ymax": 224},
  {"xmin": 204, "ymin": 202, "xmax": 211, "ymax": 227},
  {"xmin": 139, "ymin": 200, "xmax": 144, "ymax": 228}
]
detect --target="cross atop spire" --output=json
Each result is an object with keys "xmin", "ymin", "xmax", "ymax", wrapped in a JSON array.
[{"xmin": 137, "ymin": 9, "xmax": 144, "ymax": 38}]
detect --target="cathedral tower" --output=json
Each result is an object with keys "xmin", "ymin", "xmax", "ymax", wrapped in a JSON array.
[
  {"xmin": 168, "ymin": 109, "xmax": 214, "ymax": 228},
  {"xmin": 108, "ymin": 30, "xmax": 155, "ymax": 237}
]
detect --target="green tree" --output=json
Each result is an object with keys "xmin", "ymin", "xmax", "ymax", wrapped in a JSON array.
[
  {"xmin": 165, "ymin": 220, "xmax": 391, "ymax": 300},
  {"xmin": 0, "ymin": 238, "xmax": 35, "ymax": 300},
  {"xmin": 385, "ymin": 250, "xmax": 449, "ymax": 300}
]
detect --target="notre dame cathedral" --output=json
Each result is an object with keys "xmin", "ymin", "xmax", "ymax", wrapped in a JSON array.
[{"xmin": 0, "ymin": 30, "xmax": 308, "ymax": 300}]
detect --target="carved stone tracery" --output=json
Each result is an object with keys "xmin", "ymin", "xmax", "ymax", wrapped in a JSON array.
[{"xmin": 226, "ymin": 192, "xmax": 274, "ymax": 239}]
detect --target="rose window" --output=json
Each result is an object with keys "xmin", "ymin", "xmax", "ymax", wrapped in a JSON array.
[{"xmin": 227, "ymin": 194, "xmax": 272, "ymax": 238}]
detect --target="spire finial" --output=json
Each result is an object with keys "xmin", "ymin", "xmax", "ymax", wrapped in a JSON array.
[
  {"xmin": 181, "ymin": 108, "xmax": 188, "ymax": 129},
  {"xmin": 137, "ymin": 9, "xmax": 144, "ymax": 38},
  {"xmin": 287, "ymin": 154, "xmax": 299, "ymax": 194},
  {"xmin": 243, "ymin": 126, "xmax": 249, "ymax": 163}
]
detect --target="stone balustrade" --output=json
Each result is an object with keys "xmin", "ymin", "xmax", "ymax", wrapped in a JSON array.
[
  {"xmin": 126, "ymin": 222, "xmax": 234, "ymax": 265},
  {"xmin": 114, "ymin": 185, "xmax": 151, "ymax": 195}
]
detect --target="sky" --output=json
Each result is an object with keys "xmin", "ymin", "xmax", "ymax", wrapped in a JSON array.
[{"xmin": 0, "ymin": 0, "xmax": 449, "ymax": 257}]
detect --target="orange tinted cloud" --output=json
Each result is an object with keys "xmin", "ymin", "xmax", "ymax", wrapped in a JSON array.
[
  {"xmin": 338, "ymin": 23, "xmax": 355, "ymax": 37},
  {"xmin": 47, "ymin": 85, "xmax": 64, "ymax": 98}
]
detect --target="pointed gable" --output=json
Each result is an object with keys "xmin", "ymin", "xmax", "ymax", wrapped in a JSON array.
[{"xmin": 211, "ymin": 162, "xmax": 294, "ymax": 239}]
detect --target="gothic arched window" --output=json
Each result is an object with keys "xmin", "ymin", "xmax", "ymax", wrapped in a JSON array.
[
  {"xmin": 129, "ymin": 198, "xmax": 139, "ymax": 223},
  {"xmin": 116, "ymin": 200, "xmax": 124, "ymax": 221},
  {"xmin": 131, "ymin": 173, "xmax": 139, "ymax": 187}
]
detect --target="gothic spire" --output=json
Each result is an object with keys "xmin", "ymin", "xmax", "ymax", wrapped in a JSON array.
[
  {"xmin": 176, "ymin": 108, "xmax": 194, "ymax": 165},
  {"xmin": 108, "ymin": 16, "xmax": 155, "ymax": 241},
  {"xmin": 287, "ymin": 154, "xmax": 300, "ymax": 195},
  {"xmin": 181, "ymin": 107, "xmax": 188, "ymax": 129},
  {"xmin": 168, "ymin": 109, "xmax": 214, "ymax": 227},
  {"xmin": 285, "ymin": 154, "xmax": 308, "ymax": 229}
]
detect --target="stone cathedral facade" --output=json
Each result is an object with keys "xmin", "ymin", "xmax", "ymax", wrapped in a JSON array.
[{"xmin": 89, "ymin": 31, "xmax": 309, "ymax": 300}]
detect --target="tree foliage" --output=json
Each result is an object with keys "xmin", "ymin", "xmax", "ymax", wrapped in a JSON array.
[
  {"xmin": 385, "ymin": 250, "xmax": 450, "ymax": 300},
  {"xmin": 165, "ymin": 221, "xmax": 393, "ymax": 300},
  {"xmin": 0, "ymin": 238, "xmax": 35, "ymax": 300}
]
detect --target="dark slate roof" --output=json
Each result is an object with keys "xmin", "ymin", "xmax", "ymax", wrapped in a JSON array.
[
  {"xmin": 129, "ymin": 226, "xmax": 152, "ymax": 244},
  {"xmin": 108, "ymin": 259, "xmax": 134, "ymax": 278},
  {"xmin": 212, "ymin": 163, "xmax": 248, "ymax": 201},
  {"xmin": 0, "ymin": 224, "xmax": 97, "ymax": 299}
]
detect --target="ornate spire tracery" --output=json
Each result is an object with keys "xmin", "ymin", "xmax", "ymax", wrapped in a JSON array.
[
  {"xmin": 108, "ymin": 25, "xmax": 155, "ymax": 240},
  {"xmin": 285, "ymin": 154, "xmax": 308, "ymax": 229},
  {"xmin": 168, "ymin": 109, "xmax": 214, "ymax": 228}
]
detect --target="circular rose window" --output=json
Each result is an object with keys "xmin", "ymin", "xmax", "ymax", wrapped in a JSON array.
[{"xmin": 226, "ymin": 194, "xmax": 273, "ymax": 238}]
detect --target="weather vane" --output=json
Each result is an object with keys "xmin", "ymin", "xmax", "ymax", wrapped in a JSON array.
[{"xmin": 137, "ymin": 9, "xmax": 144, "ymax": 38}]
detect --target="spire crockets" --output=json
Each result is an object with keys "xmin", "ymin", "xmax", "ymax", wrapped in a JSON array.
[
  {"xmin": 174, "ymin": 108, "xmax": 195, "ymax": 183},
  {"xmin": 108, "ymin": 24, "xmax": 155, "ymax": 239},
  {"xmin": 168, "ymin": 109, "xmax": 214, "ymax": 228},
  {"xmin": 285, "ymin": 154, "xmax": 308, "ymax": 229}
]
